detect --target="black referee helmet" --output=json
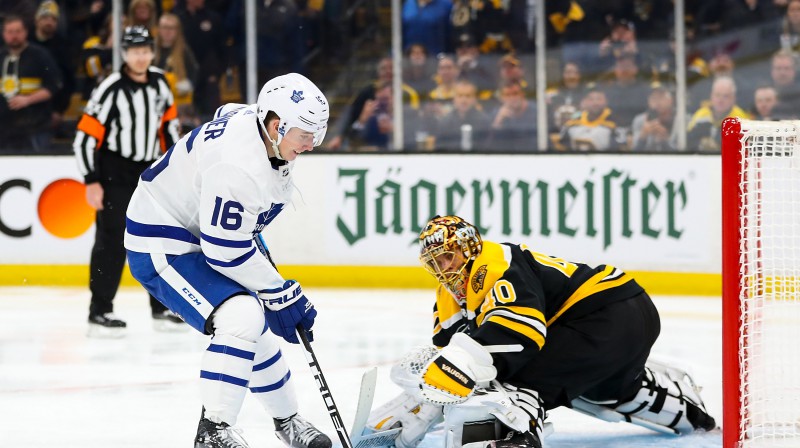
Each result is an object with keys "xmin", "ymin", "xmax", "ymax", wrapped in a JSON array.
[{"xmin": 121, "ymin": 26, "xmax": 154, "ymax": 49}]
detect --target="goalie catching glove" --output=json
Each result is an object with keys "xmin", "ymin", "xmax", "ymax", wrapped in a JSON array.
[
  {"xmin": 419, "ymin": 333, "xmax": 497, "ymax": 405},
  {"xmin": 258, "ymin": 280, "xmax": 316, "ymax": 344}
]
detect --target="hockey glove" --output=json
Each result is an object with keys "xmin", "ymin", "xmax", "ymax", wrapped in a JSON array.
[
  {"xmin": 259, "ymin": 280, "xmax": 316, "ymax": 344},
  {"xmin": 483, "ymin": 383, "xmax": 546, "ymax": 436},
  {"xmin": 419, "ymin": 332, "xmax": 497, "ymax": 405}
]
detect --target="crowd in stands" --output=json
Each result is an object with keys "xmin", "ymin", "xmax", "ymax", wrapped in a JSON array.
[
  {"xmin": 0, "ymin": 0, "xmax": 325, "ymax": 153},
  {"xmin": 330, "ymin": 0, "xmax": 800, "ymax": 152},
  {"xmin": 5, "ymin": 0, "xmax": 800, "ymax": 153}
]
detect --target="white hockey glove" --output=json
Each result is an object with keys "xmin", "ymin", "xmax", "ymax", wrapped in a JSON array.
[
  {"xmin": 482, "ymin": 383, "xmax": 546, "ymax": 436},
  {"xmin": 365, "ymin": 392, "xmax": 443, "ymax": 448},
  {"xmin": 258, "ymin": 280, "xmax": 316, "ymax": 344},
  {"xmin": 419, "ymin": 333, "xmax": 497, "ymax": 406}
]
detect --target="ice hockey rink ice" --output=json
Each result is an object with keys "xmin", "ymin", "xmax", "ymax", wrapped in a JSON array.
[{"xmin": 0, "ymin": 286, "xmax": 723, "ymax": 447}]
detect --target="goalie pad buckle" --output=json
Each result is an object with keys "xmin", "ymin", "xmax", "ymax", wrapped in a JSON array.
[{"xmin": 571, "ymin": 360, "xmax": 717, "ymax": 435}]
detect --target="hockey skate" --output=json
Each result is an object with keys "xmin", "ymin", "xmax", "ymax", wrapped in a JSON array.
[
  {"xmin": 195, "ymin": 417, "xmax": 251, "ymax": 448},
  {"xmin": 152, "ymin": 309, "xmax": 189, "ymax": 332},
  {"xmin": 87, "ymin": 312, "xmax": 126, "ymax": 338},
  {"xmin": 274, "ymin": 413, "xmax": 332, "ymax": 448}
]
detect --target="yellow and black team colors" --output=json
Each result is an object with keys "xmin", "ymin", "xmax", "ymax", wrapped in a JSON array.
[{"xmin": 421, "ymin": 215, "xmax": 658, "ymax": 410}]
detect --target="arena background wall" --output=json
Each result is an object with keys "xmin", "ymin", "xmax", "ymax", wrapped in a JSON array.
[{"xmin": 0, "ymin": 154, "xmax": 721, "ymax": 295}]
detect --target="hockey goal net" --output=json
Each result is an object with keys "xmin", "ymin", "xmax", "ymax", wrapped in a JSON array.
[{"xmin": 722, "ymin": 118, "xmax": 800, "ymax": 448}]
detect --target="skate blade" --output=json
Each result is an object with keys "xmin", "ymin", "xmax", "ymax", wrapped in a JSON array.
[{"xmin": 87, "ymin": 324, "xmax": 126, "ymax": 339}]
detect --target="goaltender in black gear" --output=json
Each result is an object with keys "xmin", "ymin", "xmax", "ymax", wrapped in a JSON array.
[{"xmin": 365, "ymin": 215, "xmax": 716, "ymax": 448}]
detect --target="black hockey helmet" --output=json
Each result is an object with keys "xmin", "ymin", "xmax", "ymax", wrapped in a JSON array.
[{"xmin": 121, "ymin": 26, "xmax": 154, "ymax": 49}]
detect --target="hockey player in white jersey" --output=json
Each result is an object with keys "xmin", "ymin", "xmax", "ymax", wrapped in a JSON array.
[{"xmin": 124, "ymin": 73, "xmax": 332, "ymax": 448}]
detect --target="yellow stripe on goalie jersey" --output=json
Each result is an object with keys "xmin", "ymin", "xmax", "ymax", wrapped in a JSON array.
[
  {"xmin": 423, "ymin": 361, "xmax": 474, "ymax": 399},
  {"xmin": 433, "ymin": 284, "xmax": 467, "ymax": 336},
  {"xmin": 546, "ymin": 266, "xmax": 634, "ymax": 326},
  {"xmin": 485, "ymin": 315, "xmax": 546, "ymax": 349}
]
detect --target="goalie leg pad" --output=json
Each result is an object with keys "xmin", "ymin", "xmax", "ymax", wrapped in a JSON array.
[
  {"xmin": 572, "ymin": 363, "xmax": 716, "ymax": 435},
  {"xmin": 365, "ymin": 392, "xmax": 443, "ymax": 448}
]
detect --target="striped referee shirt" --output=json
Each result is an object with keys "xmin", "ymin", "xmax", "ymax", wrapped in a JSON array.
[{"xmin": 73, "ymin": 65, "xmax": 179, "ymax": 183}]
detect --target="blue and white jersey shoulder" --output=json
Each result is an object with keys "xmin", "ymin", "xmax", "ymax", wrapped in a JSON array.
[{"xmin": 125, "ymin": 103, "xmax": 292, "ymax": 291}]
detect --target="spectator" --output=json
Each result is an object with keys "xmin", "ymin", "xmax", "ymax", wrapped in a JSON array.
[
  {"xmin": 80, "ymin": 14, "xmax": 114, "ymax": 100},
  {"xmin": 357, "ymin": 81, "xmax": 420, "ymax": 151},
  {"xmin": 155, "ymin": 12, "xmax": 200, "ymax": 129},
  {"xmin": 497, "ymin": 53, "xmax": 529, "ymax": 90},
  {"xmin": 560, "ymin": 2, "xmax": 621, "ymax": 77},
  {"xmin": 752, "ymin": 84, "xmax": 781, "ymax": 120},
  {"xmin": 128, "ymin": 0, "xmax": 158, "ymax": 32},
  {"xmin": 688, "ymin": 49, "xmax": 753, "ymax": 111},
  {"xmin": 559, "ymin": 88, "xmax": 619, "ymax": 151},
  {"xmin": 435, "ymin": 79, "xmax": 491, "ymax": 150},
  {"xmin": 0, "ymin": 15, "xmax": 62, "ymax": 153},
  {"xmin": 178, "ymin": 0, "xmax": 226, "ymax": 118},
  {"xmin": 425, "ymin": 53, "xmax": 460, "ymax": 121},
  {"xmin": 403, "ymin": 43, "xmax": 436, "ymax": 95},
  {"xmin": 687, "ymin": 76, "xmax": 750, "ymax": 151},
  {"xmin": 648, "ymin": 30, "xmax": 707, "ymax": 88},
  {"xmin": 631, "ymin": 87, "xmax": 678, "ymax": 151},
  {"xmin": 488, "ymin": 53, "xmax": 530, "ymax": 110},
  {"xmin": 454, "ymin": 32, "xmax": 496, "ymax": 99},
  {"xmin": 546, "ymin": 61, "xmax": 586, "ymax": 133},
  {"xmin": 402, "ymin": 0, "xmax": 453, "ymax": 55},
  {"xmin": 602, "ymin": 55, "xmax": 651, "ymax": 144},
  {"xmin": 598, "ymin": 18, "xmax": 638, "ymax": 73},
  {"xmin": 326, "ymin": 57, "xmax": 420, "ymax": 150},
  {"xmin": 769, "ymin": 50, "xmax": 800, "ymax": 117},
  {"xmin": 31, "ymin": 0, "xmax": 74, "ymax": 138},
  {"xmin": 779, "ymin": 0, "xmax": 800, "ymax": 51},
  {"xmin": 487, "ymin": 80, "xmax": 537, "ymax": 151}
]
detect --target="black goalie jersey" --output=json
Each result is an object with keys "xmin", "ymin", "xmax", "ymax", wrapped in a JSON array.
[{"xmin": 431, "ymin": 241, "xmax": 644, "ymax": 379}]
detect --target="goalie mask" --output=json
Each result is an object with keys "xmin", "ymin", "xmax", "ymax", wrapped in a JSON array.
[{"xmin": 419, "ymin": 215, "xmax": 482, "ymax": 302}]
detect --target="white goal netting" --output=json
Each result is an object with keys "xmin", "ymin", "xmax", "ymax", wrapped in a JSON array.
[{"xmin": 736, "ymin": 120, "xmax": 800, "ymax": 447}]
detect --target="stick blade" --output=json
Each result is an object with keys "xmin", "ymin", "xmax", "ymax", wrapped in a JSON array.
[{"xmin": 350, "ymin": 367, "xmax": 378, "ymax": 437}]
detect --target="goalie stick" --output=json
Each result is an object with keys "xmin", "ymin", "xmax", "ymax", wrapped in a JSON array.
[
  {"xmin": 350, "ymin": 367, "xmax": 402, "ymax": 448},
  {"xmin": 297, "ymin": 327, "xmax": 355, "ymax": 448}
]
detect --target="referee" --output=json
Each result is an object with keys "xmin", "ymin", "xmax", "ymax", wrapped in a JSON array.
[{"xmin": 73, "ymin": 26, "xmax": 185, "ymax": 336}]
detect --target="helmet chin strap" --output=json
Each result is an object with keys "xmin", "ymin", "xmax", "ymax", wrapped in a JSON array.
[{"xmin": 260, "ymin": 120, "xmax": 284, "ymax": 160}]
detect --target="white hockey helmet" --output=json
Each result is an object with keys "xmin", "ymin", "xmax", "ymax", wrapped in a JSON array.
[{"xmin": 256, "ymin": 73, "xmax": 329, "ymax": 148}]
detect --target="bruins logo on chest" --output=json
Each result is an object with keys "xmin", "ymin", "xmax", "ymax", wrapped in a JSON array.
[{"xmin": 472, "ymin": 265, "xmax": 488, "ymax": 293}]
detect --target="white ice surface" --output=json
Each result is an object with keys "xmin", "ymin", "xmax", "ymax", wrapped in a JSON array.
[{"xmin": 0, "ymin": 287, "xmax": 722, "ymax": 447}]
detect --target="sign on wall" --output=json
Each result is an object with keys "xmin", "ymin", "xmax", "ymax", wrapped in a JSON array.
[
  {"xmin": 0, "ymin": 154, "xmax": 722, "ymax": 274},
  {"xmin": 0, "ymin": 157, "xmax": 95, "ymax": 264}
]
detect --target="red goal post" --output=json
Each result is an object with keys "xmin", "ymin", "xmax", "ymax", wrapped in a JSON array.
[{"xmin": 721, "ymin": 117, "xmax": 800, "ymax": 448}]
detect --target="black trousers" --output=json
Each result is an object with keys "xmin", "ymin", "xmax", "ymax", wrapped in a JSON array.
[
  {"xmin": 508, "ymin": 292, "xmax": 661, "ymax": 410},
  {"xmin": 88, "ymin": 152, "xmax": 166, "ymax": 317}
]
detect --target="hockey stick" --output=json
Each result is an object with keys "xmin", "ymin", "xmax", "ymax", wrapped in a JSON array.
[
  {"xmin": 296, "ymin": 326, "xmax": 355, "ymax": 448},
  {"xmin": 349, "ymin": 368, "xmax": 402, "ymax": 448},
  {"xmin": 350, "ymin": 367, "xmax": 377, "ymax": 437}
]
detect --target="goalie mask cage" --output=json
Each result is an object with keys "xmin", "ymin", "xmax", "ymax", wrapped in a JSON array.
[{"xmin": 722, "ymin": 118, "xmax": 800, "ymax": 448}]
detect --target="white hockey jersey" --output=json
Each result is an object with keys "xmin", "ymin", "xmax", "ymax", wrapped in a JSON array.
[{"xmin": 124, "ymin": 103, "xmax": 292, "ymax": 292}]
